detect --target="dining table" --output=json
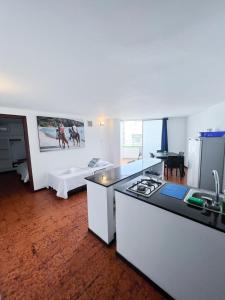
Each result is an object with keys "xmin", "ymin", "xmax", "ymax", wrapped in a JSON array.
[{"xmin": 154, "ymin": 152, "xmax": 179, "ymax": 159}]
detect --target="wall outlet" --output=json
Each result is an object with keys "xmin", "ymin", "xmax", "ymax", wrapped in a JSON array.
[{"xmin": 87, "ymin": 121, "xmax": 93, "ymax": 127}]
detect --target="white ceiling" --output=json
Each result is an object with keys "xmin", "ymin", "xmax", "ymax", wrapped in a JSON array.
[{"xmin": 0, "ymin": 0, "xmax": 225, "ymax": 119}]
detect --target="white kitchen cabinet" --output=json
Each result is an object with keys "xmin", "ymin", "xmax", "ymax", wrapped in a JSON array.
[
  {"xmin": 86, "ymin": 181, "xmax": 115, "ymax": 244},
  {"xmin": 115, "ymin": 191, "xmax": 225, "ymax": 300}
]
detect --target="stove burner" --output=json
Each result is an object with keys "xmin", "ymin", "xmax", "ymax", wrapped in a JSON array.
[
  {"xmin": 141, "ymin": 179, "xmax": 160, "ymax": 188},
  {"xmin": 137, "ymin": 185, "xmax": 146, "ymax": 192},
  {"xmin": 144, "ymin": 181, "xmax": 155, "ymax": 187}
]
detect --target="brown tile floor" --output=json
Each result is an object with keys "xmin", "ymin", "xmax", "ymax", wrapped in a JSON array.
[{"xmin": 0, "ymin": 170, "xmax": 185, "ymax": 300}]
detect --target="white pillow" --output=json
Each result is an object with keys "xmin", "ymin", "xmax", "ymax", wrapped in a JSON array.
[{"xmin": 88, "ymin": 158, "xmax": 100, "ymax": 168}]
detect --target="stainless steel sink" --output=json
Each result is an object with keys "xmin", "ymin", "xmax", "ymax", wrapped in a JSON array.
[{"xmin": 184, "ymin": 189, "xmax": 223, "ymax": 214}]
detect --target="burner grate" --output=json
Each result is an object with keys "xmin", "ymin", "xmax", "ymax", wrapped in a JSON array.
[{"xmin": 127, "ymin": 177, "xmax": 164, "ymax": 198}]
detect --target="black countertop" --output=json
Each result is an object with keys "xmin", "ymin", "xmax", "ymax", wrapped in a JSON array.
[
  {"xmin": 85, "ymin": 158, "xmax": 161, "ymax": 187},
  {"xmin": 115, "ymin": 179, "xmax": 225, "ymax": 233}
]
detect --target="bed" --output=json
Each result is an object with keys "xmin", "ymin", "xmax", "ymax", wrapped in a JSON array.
[
  {"xmin": 47, "ymin": 160, "xmax": 113, "ymax": 199},
  {"xmin": 16, "ymin": 162, "xmax": 29, "ymax": 183}
]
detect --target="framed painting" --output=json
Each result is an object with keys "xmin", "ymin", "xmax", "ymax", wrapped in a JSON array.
[{"xmin": 37, "ymin": 116, "xmax": 85, "ymax": 152}]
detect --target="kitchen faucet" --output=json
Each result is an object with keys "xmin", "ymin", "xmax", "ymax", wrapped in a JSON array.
[{"xmin": 212, "ymin": 170, "xmax": 220, "ymax": 208}]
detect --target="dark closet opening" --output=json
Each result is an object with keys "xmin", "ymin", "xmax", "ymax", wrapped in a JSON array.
[{"xmin": 0, "ymin": 114, "xmax": 34, "ymax": 191}]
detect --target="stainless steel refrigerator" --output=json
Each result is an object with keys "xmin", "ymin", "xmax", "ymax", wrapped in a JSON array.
[{"xmin": 187, "ymin": 138, "xmax": 225, "ymax": 192}]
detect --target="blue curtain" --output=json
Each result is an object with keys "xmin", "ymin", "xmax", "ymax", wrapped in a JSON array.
[{"xmin": 161, "ymin": 118, "xmax": 168, "ymax": 152}]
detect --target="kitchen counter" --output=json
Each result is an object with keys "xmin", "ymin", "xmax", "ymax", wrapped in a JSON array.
[
  {"xmin": 115, "ymin": 179, "xmax": 225, "ymax": 233},
  {"xmin": 85, "ymin": 158, "xmax": 162, "ymax": 187},
  {"xmin": 115, "ymin": 179, "xmax": 225, "ymax": 300}
]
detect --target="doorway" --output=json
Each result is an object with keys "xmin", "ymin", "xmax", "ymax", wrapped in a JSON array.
[{"xmin": 0, "ymin": 114, "xmax": 34, "ymax": 191}]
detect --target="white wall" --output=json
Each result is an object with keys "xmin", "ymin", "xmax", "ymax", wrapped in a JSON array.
[
  {"xmin": 187, "ymin": 101, "xmax": 225, "ymax": 139},
  {"xmin": 167, "ymin": 117, "xmax": 187, "ymax": 154},
  {"xmin": 105, "ymin": 119, "xmax": 121, "ymax": 166},
  {"xmin": 0, "ymin": 105, "xmax": 190, "ymax": 189},
  {"xmin": 0, "ymin": 106, "xmax": 113, "ymax": 190}
]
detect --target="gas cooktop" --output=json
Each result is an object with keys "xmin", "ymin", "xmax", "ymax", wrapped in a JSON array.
[{"xmin": 127, "ymin": 176, "xmax": 165, "ymax": 198}]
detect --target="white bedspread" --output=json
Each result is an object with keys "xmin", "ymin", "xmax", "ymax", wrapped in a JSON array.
[
  {"xmin": 16, "ymin": 162, "xmax": 29, "ymax": 183},
  {"xmin": 47, "ymin": 164, "xmax": 113, "ymax": 199}
]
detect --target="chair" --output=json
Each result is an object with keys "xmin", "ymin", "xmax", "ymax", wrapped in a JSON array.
[
  {"xmin": 165, "ymin": 156, "xmax": 176, "ymax": 178},
  {"xmin": 165, "ymin": 155, "xmax": 185, "ymax": 178},
  {"xmin": 165, "ymin": 155, "xmax": 185, "ymax": 179},
  {"xmin": 178, "ymin": 154, "xmax": 185, "ymax": 177}
]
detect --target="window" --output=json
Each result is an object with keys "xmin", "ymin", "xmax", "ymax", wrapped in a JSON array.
[
  {"xmin": 120, "ymin": 121, "xmax": 142, "ymax": 163},
  {"xmin": 142, "ymin": 120, "xmax": 162, "ymax": 160},
  {"xmin": 120, "ymin": 119, "xmax": 163, "ymax": 164},
  {"xmin": 131, "ymin": 134, "xmax": 142, "ymax": 146}
]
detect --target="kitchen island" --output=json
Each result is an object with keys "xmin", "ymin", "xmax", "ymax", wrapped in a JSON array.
[
  {"xmin": 115, "ymin": 179, "xmax": 225, "ymax": 300},
  {"xmin": 85, "ymin": 158, "xmax": 163, "ymax": 244}
]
